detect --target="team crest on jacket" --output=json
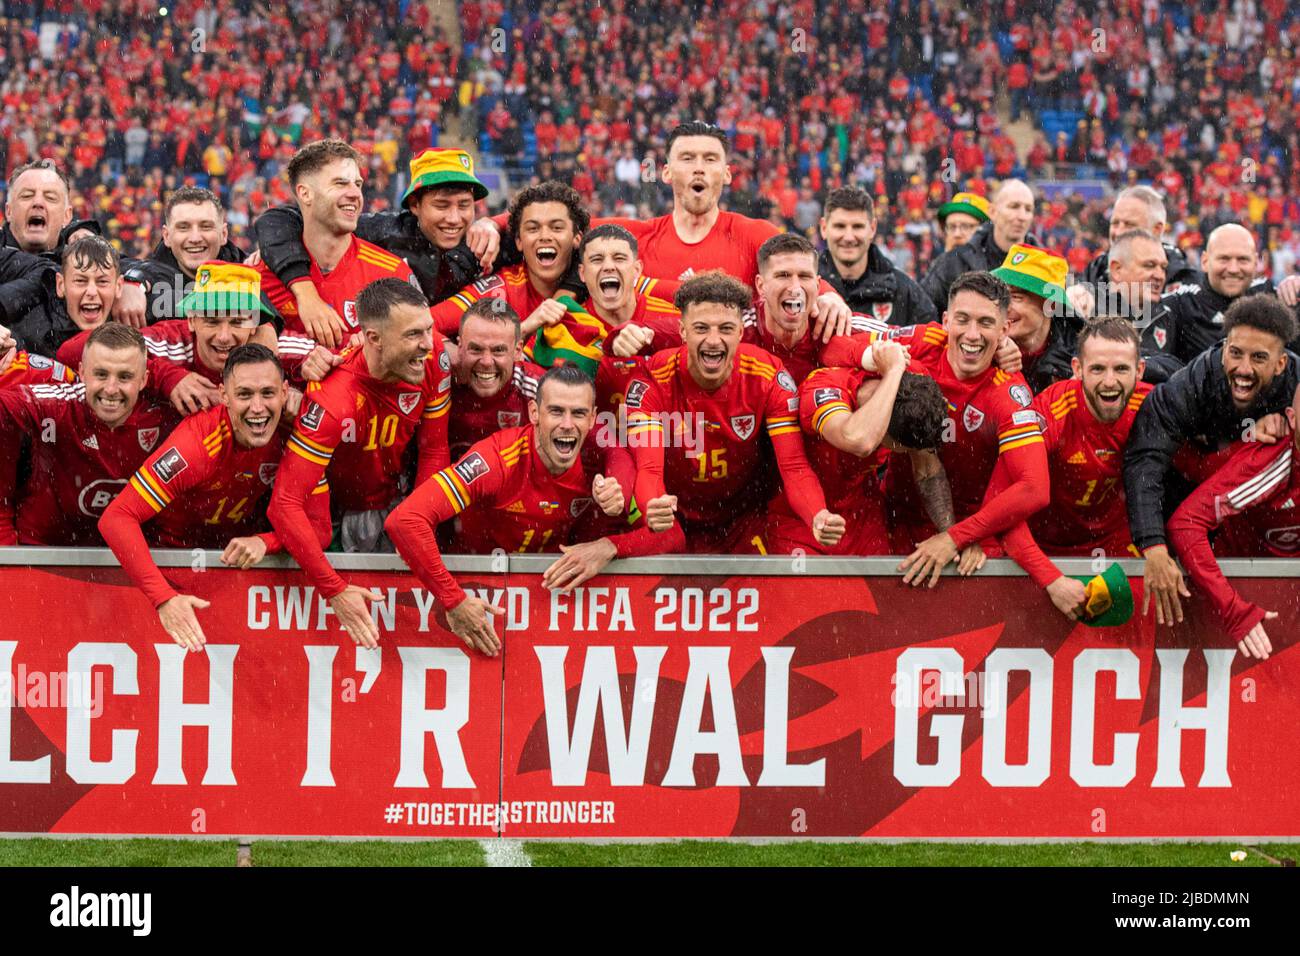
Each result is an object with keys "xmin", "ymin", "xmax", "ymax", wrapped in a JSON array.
[
  {"xmin": 871, "ymin": 302, "xmax": 894, "ymax": 322},
  {"xmin": 258, "ymin": 462, "xmax": 279, "ymax": 485},
  {"xmin": 398, "ymin": 392, "xmax": 420, "ymax": 415},
  {"xmin": 1153, "ymin": 327, "xmax": 1167, "ymax": 349},
  {"xmin": 498, "ymin": 411, "xmax": 521, "ymax": 428},
  {"xmin": 342, "ymin": 301, "xmax": 358, "ymax": 328},
  {"xmin": 570, "ymin": 497, "xmax": 593, "ymax": 517},
  {"xmin": 137, "ymin": 427, "xmax": 160, "ymax": 451},
  {"xmin": 962, "ymin": 404, "xmax": 985, "ymax": 432},
  {"xmin": 1009, "ymin": 385, "xmax": 1032, "ymax": 408},
  {"xmin": 730, "ymin": 414, "xmax": 756, "ymax": 439}
]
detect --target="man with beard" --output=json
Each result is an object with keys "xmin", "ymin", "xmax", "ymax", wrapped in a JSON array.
[
  {"xmin": 123, "ymin": 187, "xmax": 248, "ymax": 324},
  {"xmin": 0, "ymin": 323, "xmax": 177, "ymax": 545},
  {"xmin": 996, "ymin": 320, "xmax": 1153, "ymax": 620},
  {"xmin": 921, "ymin": 179, "xmax": 1036, "ymax": 313},
  {"xmin": 255, "ymin": 147, "xmax": 499, "ymax": 340},
  {"xmin": 481, "ymin": 122, "xmax": 852, "ymax": 334},
  {"xmin": 624, "ymin": 271, "xmax": 845, "ymax": 554},
  {"xmin": 448, "ymin": 298, "xmax": 543, "ymax": 460},
  {"xmin": 1125, "ymin": 295, "xmax": 1299, "ymax": 626},
  {"xmin": 817, "ymin": 185, "xmax": 936, "ymax": 327},
  {"xmin": 254, "ymin": 140, "xmax": 419, "ymax": 350},
  {"xmin": 269, "ymin": 278, "xmax": 452, "ymax": 650},
  {"xmin": 1145, "ymin": 223, "xmax": 1299, "ymax": 364},
  {"xmin": 99, "ymin": 344, "xmax": 330, "ymax": 653},
  {"xmin": 1167, "ymin": 384, "xmax": 1300, "ymax": 661},
  {"xmin": 387, "ymin": 365, "xmax": 671, "ymax": 656},
  {"xmin": 936, "ymin": 192, "xmax": 990, "ymax": 253},
  {"xmin": 989, "ymin": 244, "xmax": 1076, "ymax": 393}
]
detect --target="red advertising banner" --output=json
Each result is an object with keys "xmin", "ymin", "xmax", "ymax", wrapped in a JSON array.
[{"xmin": 1, "ymin": 556, "xmax": 1297, "ymax": 839}]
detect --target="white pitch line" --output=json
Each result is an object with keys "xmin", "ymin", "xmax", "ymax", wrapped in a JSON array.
[{"xmin": 481, "ymin": 838, "xmax": 532, "ymax": 867}]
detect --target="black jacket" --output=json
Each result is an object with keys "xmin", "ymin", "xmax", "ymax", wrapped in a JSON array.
[
  {"xmin": 0, "ymin": 218, "xmax": 103, "ymax": 264},
  {"xmin": 7, "ymin": 266, "xmax": 81, "ymax": 358},
  {"xmin": 1021, "ymin": 319, "xmax": 1077, "ymax": 394},
  {"xmin": 920, "ymin": 221, "xmax": 1036, "ymax": 313},
  {"xmin": 1082, "ymin": 240, "xmax": 1200, "ymax": 292},
  {"xmin": 1123, "ymin": 343, "xmax": 1300, "ymax": 550},
  {"xmin": 0, "ymin": 246, "xmax": 57, "ymax": 335},
  {"xmin": 252, "ymin": 205, "xmax": 484, "ymax": 306},
  {"xmin": 1141, "ymin": 277, "xmax": 1297, "ymax": 365},
  {"xmin": 122, "ymin": 239, "xmax": 247, "ymax": 323},
  {"xmin": 818, "ymin": 246, "xmax": 937, "ymax": 326}
]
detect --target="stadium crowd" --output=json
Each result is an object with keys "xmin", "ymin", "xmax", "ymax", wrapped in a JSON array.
[{"xmin": 0, "ymin": 3, "xmax": 1298, "ymax": 667}]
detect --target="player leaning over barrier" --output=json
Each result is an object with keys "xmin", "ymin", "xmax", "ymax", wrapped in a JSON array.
[
  {"xmin": 100, "ymin": 343, "xmax": 330, "ymax": 653},
  {"xmin": 386, "ymin": 364, "xmax": 676, "ymax": 656}
]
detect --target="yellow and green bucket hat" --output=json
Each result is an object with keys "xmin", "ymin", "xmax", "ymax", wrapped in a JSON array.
[
  {"xmin": 991, "ymin": 243, "xmax": 1069, "ymax": 307},
  {"xmin": 937, "ymin": 191, "xmax": 990, "ymax": 224},
  {"xmin": 401, "ymin": 147, "xmax": 488, "ymax": 205},
  {"xmin": 178, "ymin": 261, "xmax": 271, "ymax": 321}
]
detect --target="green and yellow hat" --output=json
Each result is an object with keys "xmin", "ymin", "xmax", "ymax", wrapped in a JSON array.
[
  {"xmin": 991, "ymin": 243, "xmax": 1069, "ymax": 307},
  {"xmin": 401, "ymin": 147, "xmax": 488, "ymax": 206},
  {"xmin": 178, "ymin": 262, "xmax": 270, "ymax": 321},
  {"xmin": 1070, "ymin": 562, "xmax": 1135, "ymax": 628},
  {"xmin": 937, "ymin": 191, "xmax": 990, "ymax": 224}
]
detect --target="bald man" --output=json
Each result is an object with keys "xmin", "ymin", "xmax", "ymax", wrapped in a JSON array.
[
  {"xmin": 1146, "ymin": 223, "xmax": 1299, "ymax": 364},
  {"xmin": 921, "ymin": 179, "xmax": 1036, "ymax": 313},
  {"xmin": 1081, "ymin": 185, "xmax": 1200, "ymax": 294}
]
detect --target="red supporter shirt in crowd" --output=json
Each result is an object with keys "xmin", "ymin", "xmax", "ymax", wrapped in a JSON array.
[
  {"xmin": 1168, "ymin": 439, "xmax": 1300, "ymax": 640},
  {"xmin": 388, "ymin": 425, "xmax": 661, "ymax": 607},
  {"xmin": 99, "ymin": 405, "xmax": 331, "ymax": 606},
  {"xmin": 449, "ymin": 360, "xmax": 542, "ymax": 460},
  {"xmin": 625, "ymin": 343, "xmax": 827, "ymax": 552},
  {"xmin": 0, "ymin": 382, "xmax": 177, "ymax": 545},
  {"xmin": 0, "ymin": 351, "xmax": 75, "ymax": 389},
  {"xmin": 761, "ymin": 365, "xmax": 891, "ymax": 555},
  {"xmin": 1028, "ymin": 378, "xmax": 1152, "ymax": 555},
  {"xmin": 256, "ymin": 235, "xmax": 417, "ymax": 346},
  {"xmin": 268, "ymin": 342, "xmax": 452, "ymax": 597},
  {"xmin": 880, "ymin": 323, "xmax": 1048, "ymax": 549}
]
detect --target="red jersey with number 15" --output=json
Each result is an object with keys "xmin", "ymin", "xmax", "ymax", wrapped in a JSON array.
[{"xmin": 1029, "ymin": 377, "xmax": 1152, "ymax": 554}]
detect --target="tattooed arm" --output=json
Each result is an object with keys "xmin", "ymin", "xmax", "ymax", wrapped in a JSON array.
[{"xmin": 911, "ymin": 449, "xmax": 954, "ymax": 530}]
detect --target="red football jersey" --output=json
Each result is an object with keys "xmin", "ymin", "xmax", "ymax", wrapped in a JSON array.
[
  {"xmin": 99, "ymin": 405, "xmax": 330, "ymax": 606},
  {"xmin": 598, "ymin": 211, "xmax": 779, "ymax": 286},
  {"xmin": 388, "ymin": 425, "xmax": 660, "ymax": 607},
  {"xmin": 1169, "ymin": 440, "xmax": 1300, "ymax": 639},
  {"xmin": 742, "ymin": 300, "xmax": 886, "ymax": 384},
  {"xmin": 1029, "ymin": 378, "xmax": 1152, "ymax": 554},
  {"xmin": 881, "ymin": 323, "xmax": 1047, "ymax": 548},
  {"xmin": 626, "ymin": 343, "xmax": 827, "ymax": 549},
  {"xmin": 430, "ymin": 264, "xmax": 545, "ymax": 339},
  {"xmin": 0, "ymin": 351, "xmax": 75, "ymax": 389},
  {"xmin": 449, "ymin": 360, "xmax": 542, "ymax": 461},
  {"xmin": 257, "ymin": 235, "xmax": 416, "ymax": 345},
  {"xmin": 269, "ymin": 341, "xmax": 452, "ymax": 597},
  {"xmin": 0, "ymin": 382, "xmax": 177, "ymax": 545},
  {"xmin": 762, "ymin": 365, "xmax": 890, "ymax": 555}
]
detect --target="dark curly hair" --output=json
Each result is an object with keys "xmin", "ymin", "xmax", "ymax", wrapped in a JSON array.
[
  {"xmin": 507, "ymin": 180, "xmax": 590, "ymax": 240},
  {"xmin": 674, "ymin": 270, "xmax": 752, "ymax": 317},
  {"xmin": 888, "ymin": 372, "xmax": 948, "ymax": 450},
  {"xmin": 1222, "ymin": 294, "xmax": 1298, "ymax": 347}
]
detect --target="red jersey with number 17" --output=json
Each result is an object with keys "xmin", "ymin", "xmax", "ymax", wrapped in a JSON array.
[{"xmin": 1029, "ymin": 378, "xmax": 1152, "ymax": 554}]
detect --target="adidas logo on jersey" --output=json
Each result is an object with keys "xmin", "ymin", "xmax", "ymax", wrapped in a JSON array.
[
  {"xmin": 1067, "ymin": 451, "xmax": 1086, "ymax": 465},
  {"xmin": 82, "ymin": 435, "xmax": 99, "ymax": 450},
  {"xmin": 505, "ymin": 500, "xmax": 526, "ymax": 513},
  {"xmin": 1282, "ymin": 499, "xmax": 1295, "ymax": 511}
]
